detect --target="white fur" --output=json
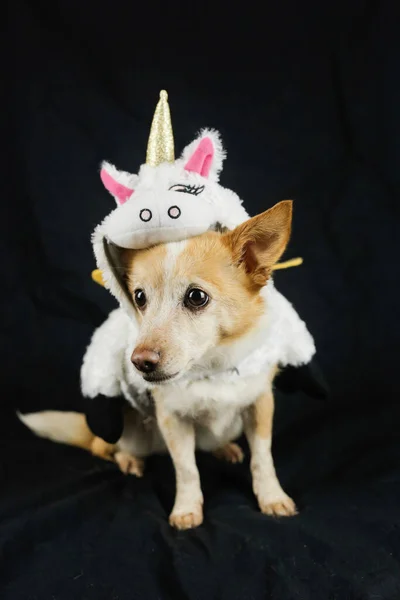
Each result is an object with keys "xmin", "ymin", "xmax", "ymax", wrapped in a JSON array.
[
  {"xmin": 165, "ymin": 239, "xmax": 188, "ymax": 272},
  {"xmin": 17, "ymin": 411, "xmax": 89, "ymax": 446}
]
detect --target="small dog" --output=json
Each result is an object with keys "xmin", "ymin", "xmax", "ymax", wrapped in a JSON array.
[{"xmin": 21, "ymin": 200, "xmax": 301, "ymax": 529}]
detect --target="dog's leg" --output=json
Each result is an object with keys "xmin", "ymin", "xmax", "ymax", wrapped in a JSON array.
[
  {"xmin": 155, "ymin": 399, "xmax": 203, "ymax": 529},
  {"xmin": 90, "ymin": 435, "xmax": 145, "ymax": 476},
  {"xmin": 90, "ymin": 436, "xmax": 116, "ymax": 461},
  {"xmin": 244, "ymin": 381, "xmax": 297, "ymax": 517}
]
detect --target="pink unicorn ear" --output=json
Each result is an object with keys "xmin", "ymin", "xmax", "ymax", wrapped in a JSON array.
[
  {"xmin": 184, "ymin": 137, "xmax": 214, "ymax": 178},
  {"xmin": 100, "ymin": 162, "xmax": 135, "ymax": 205},
  {"xmin": 181, "ymin": 129, "xmax": 226, "ymax": 181}
]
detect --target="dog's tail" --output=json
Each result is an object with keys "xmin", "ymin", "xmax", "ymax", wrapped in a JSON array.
[{"xmin": 17, "ymin": 410, "xmax": 96, "ymax": 451}]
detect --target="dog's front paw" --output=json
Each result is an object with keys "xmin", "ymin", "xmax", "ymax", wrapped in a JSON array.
[
  {"xmin": 253, "ymin": 474, "xmax": 297, "ymax": 517},
  {"xmin": 258, "ymin": 492, "xmax": 297, "ymax": 517},
  {"xmin": 169, "ymin": 504, "xmax": 203, "ymax": 530}
]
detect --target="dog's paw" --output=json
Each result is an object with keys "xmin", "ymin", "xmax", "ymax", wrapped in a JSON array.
[
  {"xmin": 214, "ymin": 442, "xmax": 244, "ymax": 464},
  {"xmin": 169, "ymin": 505, "xmax": 203, "ymax": 530},
  {"xmin": 259, "ymin": 493, "xmax": 298, "ymax": 517},
  {"xmin": 114, "ymin": 451, "xmax": 144, "ymax": 477}
]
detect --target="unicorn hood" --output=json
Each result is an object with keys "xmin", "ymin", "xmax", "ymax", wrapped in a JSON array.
[{"xmin": 92, "ymin": 91, "xmax": 249, "ymax": 316}]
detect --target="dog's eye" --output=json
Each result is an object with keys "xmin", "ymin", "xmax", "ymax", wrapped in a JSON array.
[
  {"xmin": 184, "ymin": 288, "xmax": 209, "ymax": 310},
  {"xmin": 134, "ymin": 289, "xmax": 147, "ymax": 309},
  {"xmin": 169, "ymin": 184, "xmax": 205, "ymax": 196}
]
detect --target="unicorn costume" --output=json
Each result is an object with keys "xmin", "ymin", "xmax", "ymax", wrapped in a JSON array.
[{"xmin": 82, "ymin": 91, "xmax": 327, "ymax": 444}]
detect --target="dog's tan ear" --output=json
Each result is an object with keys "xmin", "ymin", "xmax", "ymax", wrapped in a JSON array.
[{"xmin": 223, "ymin": 200, "xmax": 293, "ymax": 286}]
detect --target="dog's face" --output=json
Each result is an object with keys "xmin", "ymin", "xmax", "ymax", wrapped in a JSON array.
[{"xmin": 123, "ymin": 201, "xmax": 292, "ymax": 383}]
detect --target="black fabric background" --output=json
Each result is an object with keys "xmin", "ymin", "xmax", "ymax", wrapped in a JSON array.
[{"xmin": 2, "ymin": 1, "xmax": 400, "ymax": 598}]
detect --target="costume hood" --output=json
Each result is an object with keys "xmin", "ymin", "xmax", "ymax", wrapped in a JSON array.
[{"xmin": 92, "ymin": 91, "xmax": 250, "ymax": 316}]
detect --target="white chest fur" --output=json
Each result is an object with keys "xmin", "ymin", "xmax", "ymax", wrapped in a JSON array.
[
  {"xmin": 119, "ymin": 372, "xmax": 268, "ymax": 456},
  {"xmin": 163, "ymin": 371, "xmax": 268, "ymax": 417},
  {"xmin": 156, "ymin": 371, "xmax": 268, "ymax": 451}
]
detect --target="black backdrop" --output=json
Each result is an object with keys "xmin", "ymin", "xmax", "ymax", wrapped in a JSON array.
[{"xmin": 2, "ymin": 1, "xmax": 400, "ymax": 598}]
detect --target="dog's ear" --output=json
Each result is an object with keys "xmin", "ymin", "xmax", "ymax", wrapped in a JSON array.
[{"xmin": 223, "ymin": 200, "xmax": 293, "ymax": 287}]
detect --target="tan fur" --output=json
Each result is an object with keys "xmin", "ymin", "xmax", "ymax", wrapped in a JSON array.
[
  {"xmin": 154, "ymin": 393, "xmax": 204, "ymax": 529},
  {"xmin": 252, "ymin": 390, "xmax": 275, "ymax": 441},
  {"xmin": 18, "ymin": 411, "xmax": 94, "ymax": 449},
  {"xmin": 123, "ymin": 229, "xmax": 279, "ymax": 367},
  {"xmin": 223, "ymin": 200, "xmax": 293, "ymax": 287},
  {"xmin": 90, "ymin": 436, "xmax": 116, "ymax": 461},
  {"xmin": 125, "ymin": 244, "xmax": 167, "ymax": 304},
  {"xmin": 124, "ymin": 201, "xmax": 292, "ymax": 355},
  {"xmin": 124, "ymin": 234, "xmax": 256, "ymax": 376},
  {"xmin": 252, "ymin": 364, "xmax": 279, "ymax": 439},
  {"xmin": 244, "ymin": 369, "xmax": 297, "ymax": 517},
  {"xmin": 17, "ymin": 411, "xmax": 117, "ymax": 460},
  {"xmin": 19, "ymin": 410, "xmax": 238, "ymax": 483},
  {"xmin": 177, "ymin": 233, "xmax": 265, "ymax": 344}
]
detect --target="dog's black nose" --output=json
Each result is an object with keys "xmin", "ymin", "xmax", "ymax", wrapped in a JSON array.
[{"xmin": 131, "ymin": 348, "xmax": 160, "ymax": 373}]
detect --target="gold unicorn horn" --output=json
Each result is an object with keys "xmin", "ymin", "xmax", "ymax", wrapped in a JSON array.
[{"xmin": 146, "ymin": 90, "xmax": 175, "ymax": 166}]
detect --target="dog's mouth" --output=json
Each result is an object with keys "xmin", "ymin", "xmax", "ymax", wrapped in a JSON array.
[{"xmin": 142, "ymin": 372, "xmax": 180, "ymax": 384}]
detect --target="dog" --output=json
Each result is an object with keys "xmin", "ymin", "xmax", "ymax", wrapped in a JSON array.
[{"xmin": 20, "ymin": 200, "xmax": 306, "ymax": 529}]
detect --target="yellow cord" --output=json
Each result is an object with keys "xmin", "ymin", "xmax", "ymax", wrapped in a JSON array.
[
  {"xmin": 91, "ymin": 257, "xmax": 303, "ymax": 288},
  {"xmin": 91, "ymin": 269, "xmax": 105, "ymax": 286},
  {"xmin": 272, "ymin": 257, "xmax": 303, "ymax": 270}
]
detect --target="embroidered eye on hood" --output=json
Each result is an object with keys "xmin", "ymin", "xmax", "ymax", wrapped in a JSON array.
[{"xmin": 169, "ymin": 184, "xmax": 205, "ymax": 196}]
